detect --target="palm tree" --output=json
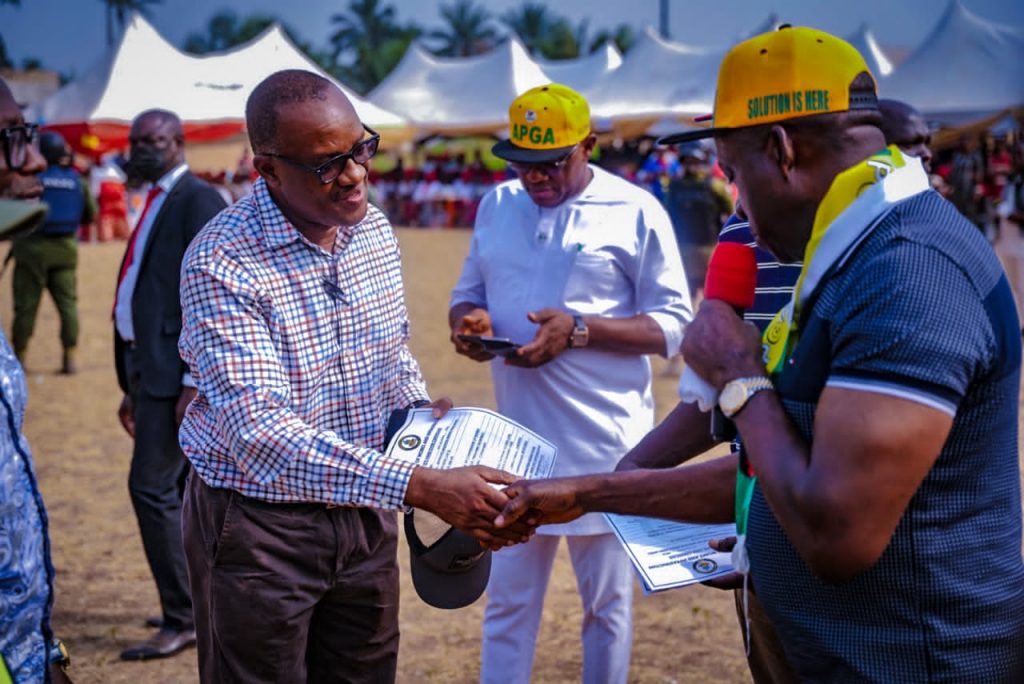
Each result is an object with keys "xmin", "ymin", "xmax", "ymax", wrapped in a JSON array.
[
  {"xmin": 536, "ymin": 18, "xmax": 593, "ymax": 60},
  {"xmin": 330, "ymin": 0, "xmax": 420, "ymax": 94},
  {"xmin": 0, "ymin": 36, "xmax": 12, "ymax": 69},
  {"xmin": 429, "ymin": 0, "xmax": 500, "ymax": 58},
  {"xmin": 100, "ymin": 0, "xmax": 163, "ymax": 47},
  {"xmin": 330, "ymin": 0, "xmax": 399, "ymax": 61},
  {"xmin": 183, "ymin": 11, "xmax": 278, "ymax": 54},
  {"xmin": 590, "ymin": 24, "xmax": 636, "ymax": 56},
  {"xmin": 500, "ymin": 2, "xmax": 552, "ymax": 55}
]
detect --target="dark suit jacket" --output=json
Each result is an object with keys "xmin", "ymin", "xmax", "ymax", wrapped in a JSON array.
[{"xmin": 114, "ymin": 171, "xmax": 227, "ymax": 398}]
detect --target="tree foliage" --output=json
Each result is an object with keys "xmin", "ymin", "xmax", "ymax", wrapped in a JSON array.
[
  {"xmin": 99, "ymin": 0, "xmax": 163, "ymax": 47},
  {"xmin": 501, "ymin": 2, "xmax": 551, "ymax": 54},
  {"xmin": 183, "ymin": 10, "xmax": 278, "ymax": 54},
  {"xmin": 590, "ymin": 24, "xmax": 636, "ymax": 56},
  {"xmin": 329, "ymin": 0, "xmax": 420, "ymax": 94},
  {"xmin": 428, "ymin": 0, "xmax": 500, "ymax": 58},
  {"xmin": 500, "ymin": 3, "xmax": 633, "ymax": 60},
  {"xmin": 6, "ymin": 1, "xmax": 642, "ymax": 99}
]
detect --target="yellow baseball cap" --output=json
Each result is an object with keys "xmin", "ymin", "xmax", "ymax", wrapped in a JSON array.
[
  {"xmin": 492, "ymin": 83, "xmax": 591, "ymax": 163},
  {"xmin": 660, "ymin": 26, "xmax": 878, "ymax": 145}
]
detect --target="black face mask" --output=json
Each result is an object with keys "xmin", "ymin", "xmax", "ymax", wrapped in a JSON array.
[{"xmin": 129, "ymin": 148, "xmax": 170, "ymax": 182}]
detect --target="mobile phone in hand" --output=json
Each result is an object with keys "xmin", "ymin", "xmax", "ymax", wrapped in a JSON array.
[{"xmin": 456, "ymin": 334, "xmax": 522, "ymax": 357}]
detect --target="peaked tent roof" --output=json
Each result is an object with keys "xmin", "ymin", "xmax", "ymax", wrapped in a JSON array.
[
  {"xmin": 366, "ymin": 38, "xmax": 552, "ymax": 135},
  {"xmin": 587, "ymin": 16, "xmax": 782, "ymax": 123},
  {"xmin": 535, "ymin": 43, "xmax": 622, "ymax": 99},
  {"xmin": 30, "ymin": 13, "xmax": 407, "ymax": 156},
  {"xmin": 180, "ymin": 23, "xmax": 406, "ymax": 128},
  {"xmin": 845, "ymin": 24, "xmax": 894, "ymax": 78},
  {"xmin": 586, "ymin": 26, "xmax": 717, "ymax": 120},
  {"xmin": 880, "ymin": 0, "xmax": 1024, "ymax": 122}
]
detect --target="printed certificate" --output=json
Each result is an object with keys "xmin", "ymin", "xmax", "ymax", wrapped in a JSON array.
[
  {"xmin": 605, "ymin": 514, "xmax": 736, "ymax": 593},
  {"xmin": 384, "ymin": 407, "xmax": 557, "ymax": 479}
]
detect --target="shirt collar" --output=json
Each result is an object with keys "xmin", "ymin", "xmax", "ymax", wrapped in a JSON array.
[
  {"xmin": 154, "ymin": 163, "xmax": 188, "ymax": 193},
  {"xmin": 575, "ymin": 164, "xmax": 615, "ymax": 203},
  {"xmin": 251, "ymin": 177, "xmax": 363, "ymax": 253},
  {"xmin": 253, "ymin": 177, "xmax": 300, "ymax": 249}
]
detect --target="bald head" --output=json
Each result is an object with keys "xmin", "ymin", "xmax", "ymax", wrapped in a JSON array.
[
  {"xmin": 128, "ymin": 108, "xmax": 185, "ymax": 181},
  {"xmin": 133, "ymin": 109, "xmax": 183, "ymax": 137},
  {"xmin": 246, "ymin": 70, "xmax": 350, "ymax": 153},
  {"xmin": 879, "ymin": 99, "xmax": 932, "ymax": 170}
]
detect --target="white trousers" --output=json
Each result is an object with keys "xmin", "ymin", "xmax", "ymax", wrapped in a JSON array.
[{"xmin": 479, "ymin": 533, "xmax": 633, "ymax": 684}]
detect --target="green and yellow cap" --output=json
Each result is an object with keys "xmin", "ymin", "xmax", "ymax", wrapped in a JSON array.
[
  {"xmin": 492, "ymin": 83, "xmax": 591, "ymax": 163},
  {"xmin": 660, "ymin": 26, "xmax": 878, "ymax": 145}
]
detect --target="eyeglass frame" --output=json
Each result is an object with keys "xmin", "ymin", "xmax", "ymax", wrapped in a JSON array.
[
  {"xmin": 259, "ymin": 125, "xmax": 380, "ymax": 185},
  {"xmin": 1, "ymin": 123, "xmax": 40, "ymax": 172},
  {"xmin": 507, "ymin": 143, "xmax": 580, "ymax": 176}
]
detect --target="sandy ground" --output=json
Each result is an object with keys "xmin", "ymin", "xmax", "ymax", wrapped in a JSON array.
[{"xmin": 3, "ymin": 228, "xmax": 1020, "ymax": 684}]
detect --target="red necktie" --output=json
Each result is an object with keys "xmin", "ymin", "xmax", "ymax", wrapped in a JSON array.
[{"xmin": 114, "ymin": 185, "xmax": 162, "ymax": 313}]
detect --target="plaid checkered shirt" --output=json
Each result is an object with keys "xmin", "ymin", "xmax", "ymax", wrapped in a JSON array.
[{"xmin": 178, "ymin": 178, "xmax": 429, "ymax": 507}]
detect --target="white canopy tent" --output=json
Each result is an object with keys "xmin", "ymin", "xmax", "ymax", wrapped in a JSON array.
[
  {"xmin": 29, "ymin": 13, "xmax": 408, "ymax": 156},
  {"xmin": 880, "ymin": 0, "xmax": 1024, "ymax": 124},
  {"xmin": 582, "ymin": 17, "xmax": 781, "ymax": 140},
  {"xmin": 586, "ymin": 26, "xmax": 719, "ymax": 122},
  {"xmin": 367, "ymin": 38, "xmax": 551, "ymax": 136},
  {"xmin": 536, "ymin": 43, "xmax": 622, "ymax": 100},
  {"xmin": 846, "ymin": 24, "xmax": 894, "ymax": 78},
  {"xmin": 180, "ymin": 23, "xmax": 406, "ymax": 128}
]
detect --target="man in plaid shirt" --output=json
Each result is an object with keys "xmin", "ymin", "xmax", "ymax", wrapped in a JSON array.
[{"xmin": 178, "ymin": 70, "xmax": 530, "ymax": 683}]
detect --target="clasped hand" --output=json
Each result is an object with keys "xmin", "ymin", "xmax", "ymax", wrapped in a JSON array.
[
  {"xmin": 406, "ymin": 465, "xmax": 540, "ymax": 551},
  {"xmin": 493, "ymin": 476, "xmax": 585, "ymax": 529}
]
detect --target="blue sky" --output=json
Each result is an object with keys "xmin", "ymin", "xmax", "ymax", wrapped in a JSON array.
[{"xmin": 2, "ymin": 0, "xmax": 1023, "ymax": 77}]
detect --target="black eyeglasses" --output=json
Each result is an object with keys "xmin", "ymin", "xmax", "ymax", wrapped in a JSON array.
[
  {"xmin": 1, "ymin": 123, "xmax": 40, "ymax": 171},
  {"xmin": 508, "ymin": 143, "xmax": 579, "ymax": 176},
  {"xmin": 262, "ymin": 125, "xmax": 380, "ymax": 185}
]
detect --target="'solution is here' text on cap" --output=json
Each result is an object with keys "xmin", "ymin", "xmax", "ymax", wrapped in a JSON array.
[{"xmin": 659, "ymin": 26, "xmax": 878, "ymax": 145}]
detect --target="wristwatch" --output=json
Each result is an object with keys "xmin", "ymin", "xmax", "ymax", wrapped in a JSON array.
[
  {"xmin": 568, "ymin": 314, "xmax": 589, "ymax": 348},
  {"xmin": 719, "ymin": 376, "xmax": 774, "ymax": 418}
]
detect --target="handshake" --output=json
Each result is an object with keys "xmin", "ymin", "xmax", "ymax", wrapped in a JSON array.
[{"xmin": 403, "ymin": 466, "xmax": 583, "ymax": 551}]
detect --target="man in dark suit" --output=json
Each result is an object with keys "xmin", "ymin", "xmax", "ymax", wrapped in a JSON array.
[{"xmin": 113, "ymin": 109, "xmax": 226, "ymax": 661}]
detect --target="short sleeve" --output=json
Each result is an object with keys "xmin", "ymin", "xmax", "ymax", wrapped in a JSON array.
[{"xmin": 826, "ymin": 241, "xmax": 993, "ymax": 416}]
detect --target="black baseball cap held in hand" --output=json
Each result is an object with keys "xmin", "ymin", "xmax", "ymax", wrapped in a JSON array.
[
  {"xmin": 404, "ymin": 509, "xmax": 492, "ymax": 610},
  {"xmin": 385, "ymin": 407, "xmax": 492, "ymax": 609}
]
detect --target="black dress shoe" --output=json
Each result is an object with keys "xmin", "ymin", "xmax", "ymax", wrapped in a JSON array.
[
  {"xmin": 119, "ymin": 627, "xmax": 197, "ymax": 661},
  {"xmin": 144, "ymin": 615, "xmax": 163, "ymax": 629}
]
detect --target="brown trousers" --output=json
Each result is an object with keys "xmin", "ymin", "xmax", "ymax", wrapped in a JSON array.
[{"xmin": 182, "ymin": 474, "xmax": 400, "ymax": 684}]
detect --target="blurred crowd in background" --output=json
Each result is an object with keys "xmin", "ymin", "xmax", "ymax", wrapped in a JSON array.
[{"xmin": 61, "ymin": 126, "xmax": 1024, "ymax": 265}]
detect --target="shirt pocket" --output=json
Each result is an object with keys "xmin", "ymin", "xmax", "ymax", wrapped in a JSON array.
[{"xmin": 563, "ymin": 250, "xmax": 622, "ymax": 307}]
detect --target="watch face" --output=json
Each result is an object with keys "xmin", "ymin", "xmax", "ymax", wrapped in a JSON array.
[
  {"xmin": 720, "ymin": 382, "xmax": 746, "ymax": 415},
  {"xmin": 571, "ymin": 316, "xmax": 588, "ymax": 347}
]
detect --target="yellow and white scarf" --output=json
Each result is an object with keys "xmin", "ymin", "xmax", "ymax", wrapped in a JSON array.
[{"xmin": 761, "ymin": 146, "xmax": 932, "ymax": 376}]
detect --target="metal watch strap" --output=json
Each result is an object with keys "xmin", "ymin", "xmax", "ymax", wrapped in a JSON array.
[{"xmin": 722, "ymin": 376, "xmax": 774, "ymax": 418}]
